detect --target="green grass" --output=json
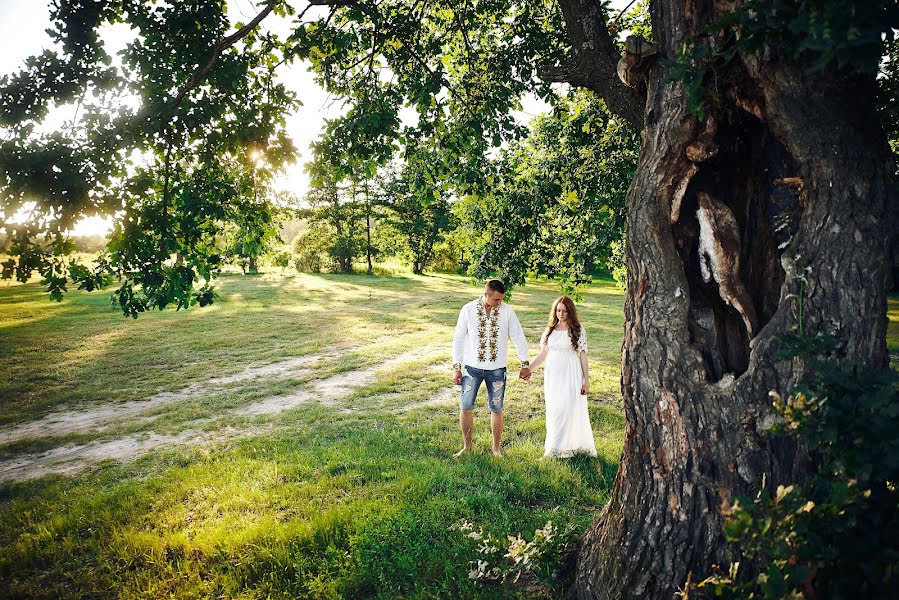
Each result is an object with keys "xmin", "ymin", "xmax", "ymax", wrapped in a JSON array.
[
  {"xmin": 0, "ymin": 269, "xmax": 626, "ymax": 599},
  {"xmin": 1, "ymin": 271, "xmax": 895, "ymax": 599}
]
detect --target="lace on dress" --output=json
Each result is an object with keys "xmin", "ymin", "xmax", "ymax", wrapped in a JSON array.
[
  {"xmin": 542, "ymin": 325, "xmax": 596, "ymax": 457},
  {"xmin": 576, "ymin": 328, "xmax": 587, "ymax": 354},
  {"xmin": 542, "ymin": 327, "xmax": 588, "ymax": 353}
]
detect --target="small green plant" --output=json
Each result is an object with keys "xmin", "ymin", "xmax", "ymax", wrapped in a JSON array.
[{"xmin": 453, "ymin": 519, "xmax": 577, "ymax": 591}]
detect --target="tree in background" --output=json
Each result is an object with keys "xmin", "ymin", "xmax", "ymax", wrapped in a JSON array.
[
  {"xmin": 301, "ymin": 139, "xmax": 371, "ymax": 273},
  {"xmin": 379, "ymin": 149, "xmax": 453, "ymax": 275},
  {"xmin": 472, "ymin": 89, "xmax": 640, "ymax": 293},
  {"xmin": 212, "ymin": 149, "xmax": 285, "ymax": 274},
  {"xmin": 220, "ymin": 196, "xmax": 283, "ymax": 275},
  {"xmin": 300, "ymin": 97, "xmax": 395, "ymax": 274},
  {"xmin": 350, "ymin": 169, "xmax": 378, "ymax": 275}
]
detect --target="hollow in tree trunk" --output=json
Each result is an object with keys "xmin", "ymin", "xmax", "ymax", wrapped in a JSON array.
[{"xmin": 553, "ymin": 0, "xmax": 896, "ymax": 596}]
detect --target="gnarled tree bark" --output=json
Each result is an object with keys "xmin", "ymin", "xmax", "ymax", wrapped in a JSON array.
[{"xmin": 555, "ymin": 0, "xmax": 896, "ymax": 597}]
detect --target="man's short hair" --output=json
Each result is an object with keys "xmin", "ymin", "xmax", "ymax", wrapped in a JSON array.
[{"xmin": 484, "ymin": 279, "xmax": 506, "ymax": 294}]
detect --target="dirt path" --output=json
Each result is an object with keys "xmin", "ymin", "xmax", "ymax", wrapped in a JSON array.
[
  {"xmin": 0, "ymin": 347, "xmax": 445, "ymax": 482},
  {"xmin": 0, "ymin": 355, "xmax": 322, "ymax": 445},
  {"xmin": 235, "ymin": 348, "xmax": 437, "ymax": 415}
]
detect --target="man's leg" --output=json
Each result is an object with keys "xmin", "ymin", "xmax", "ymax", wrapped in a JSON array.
[
  {"xmin": 454, "ymin": 409, "xmax": 474, "ymax": 457},
  {"xmin": 485, "ymin": 368, "xmax": 507, "ymax": 457},
  {"xmin": 455, "ymin": 366, "xmax": 481, "ymax": 457},
  {"xmin": 491, "ymin": 411, "xmax": 504, "ymax": 456}
]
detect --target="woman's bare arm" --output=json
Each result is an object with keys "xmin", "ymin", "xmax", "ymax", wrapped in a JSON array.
[
  {"xmin": 529, "ymin": 346, "xmax": 549, "ymax": 371},
  {"xmin": 579, "ymin": 351, "xmax": 589, "ymax": 395}
]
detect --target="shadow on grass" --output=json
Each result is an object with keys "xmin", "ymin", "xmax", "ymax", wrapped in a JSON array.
[{"xmin": 564, "ymin": 452, "xmax": 620, "ymax": 495}]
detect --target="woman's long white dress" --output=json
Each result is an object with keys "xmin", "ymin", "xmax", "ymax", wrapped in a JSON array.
[{"xmin": 543, "ymin": 328, "xmax": 597, "ymax": 458}]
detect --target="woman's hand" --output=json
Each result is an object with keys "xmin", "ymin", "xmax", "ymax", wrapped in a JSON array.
[{"xmin": 580, "ymin": 381, "xmax": 589, "ymax": 396}]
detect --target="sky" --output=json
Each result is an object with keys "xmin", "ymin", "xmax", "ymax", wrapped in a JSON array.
[{"xmin": 0, "ymin": 0, "xmax": 629, "ymax": 236}]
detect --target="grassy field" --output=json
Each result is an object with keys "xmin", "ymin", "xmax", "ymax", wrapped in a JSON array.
[
  {"xmin": 1, "ymin": 268, "xmax": 896, "ymax": 600},
  {"xmin": 0, "ymin": 270, "xmax": 627, "ymax": 599}
]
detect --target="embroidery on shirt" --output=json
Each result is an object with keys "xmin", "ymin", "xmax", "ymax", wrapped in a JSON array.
[
  {"xmin": 476, "ymin": 300, "xmax": 501, "ymax": 362},
  {"xmin": 488, "ymin": 305, "xmax": 499, "ymax": 361},
  {"xmin": 476, "ymin": 301, "xmax": 487, "ymax": 362}
]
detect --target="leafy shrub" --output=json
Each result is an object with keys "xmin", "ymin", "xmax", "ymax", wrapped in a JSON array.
[
  {"xmin": 690, "ymin": 333, "xmax": 899, "ymax": 598},
  {"xmin": 430, "ymin": 238, "xmax": 466, "ymax": 273},
  {"xmin": 293, "ymin": 227, "xmax": 329, "ymax": 273},
  {"xmin": 326, "ymin": 234, "xmax": 359, "ymax": 273},
  {"xmin": 608, "ymin": 239, "xmax": 627, "ymax": 290},
  {"xmin": 268, "ymin": 249, "xmax": 291, "ymax": 268},
  {"xmin": 292, "ymin": 224, "xmax": 364, "ymax": 274}
]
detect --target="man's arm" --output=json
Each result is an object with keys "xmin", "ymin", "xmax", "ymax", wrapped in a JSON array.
[
  {"xmin": 508, "ymin": 309, "xmax": 531, "ymax": 379},
  {"xmin": 452, "ymin": 306, "xmax": 468, "ymax": 384}
]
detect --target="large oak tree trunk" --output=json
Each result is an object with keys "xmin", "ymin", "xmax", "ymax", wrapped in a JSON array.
[{"xmin": 563, "ymin": 0, "xmax": 896, "ymax": 597}]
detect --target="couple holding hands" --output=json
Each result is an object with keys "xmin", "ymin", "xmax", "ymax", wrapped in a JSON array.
[{"xmin": 451, "ymin": 279, "xmax": 597, "ymax": 458}]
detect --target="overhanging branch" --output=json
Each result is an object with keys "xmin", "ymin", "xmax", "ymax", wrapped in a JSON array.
[
  {"xmin": 168, "ymin": 0, "xmax": 278, "ymax": 111},
  {"xmin": 549, "ymin": 0, "xmax": 645, "ymax": 130}
]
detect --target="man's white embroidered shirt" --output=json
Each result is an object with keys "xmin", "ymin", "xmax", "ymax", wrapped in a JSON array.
[{"xmin": 452, "ymin": 298, "xmax": 529, "ymax": 370}]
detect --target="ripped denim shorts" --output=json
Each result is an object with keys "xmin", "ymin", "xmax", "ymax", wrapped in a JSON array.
[{"xmin": 459, "ymin": 366, "xmax": 507, "ymax": 413}]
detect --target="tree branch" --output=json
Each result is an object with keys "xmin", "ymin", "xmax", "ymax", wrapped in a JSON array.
[
  {"xmin": 168, "ymin": 0, "xmax": 278, "ymax": 111},
  {"xmin": 547, "ymin": 0, "xmax": 645, "ymax": 129}
]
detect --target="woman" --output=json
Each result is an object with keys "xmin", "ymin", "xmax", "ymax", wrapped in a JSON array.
[{"xmin": 528, "ymin": 296, "xmax": 597, "ymax": 458}]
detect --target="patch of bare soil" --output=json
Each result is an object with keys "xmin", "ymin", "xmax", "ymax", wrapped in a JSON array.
[
  {"xmin": 0, "ymin": 348, "xmax": 448, "ymax": 481},
  {"xmin": 0, "ymin": 356, "xmax": 321, "ymax": 444},
  {"xmin": 236, "ymin": 348, "xmax": 428, "ymax": 415},
  {"xmin": 235, "ymin": 369, "xmax": 371, "ymax": 416},
  {"xmin": 207, "ymin": 356, "xmax": 321, "ymax": 385},
  {"xmin": 2, "ymin": 432, "xmax": 202, "ymax": 481},
  {"xmin": 0, "ymin": 427, "xmax": 271, "ymax": 482}
]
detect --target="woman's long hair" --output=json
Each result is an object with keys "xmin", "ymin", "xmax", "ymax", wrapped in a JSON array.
[{"xmin": 542, "ymin": 296, "xmax": 582, "ymax": 351}]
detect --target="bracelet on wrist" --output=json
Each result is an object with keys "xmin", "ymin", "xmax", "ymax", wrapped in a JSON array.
[
  {"xmin": 521, "ymin": 361, "xmax": 530, "ymax": 368},
  {"xmin": 453, "ymin": 363, "xmax": 462, "ymax": 371}
]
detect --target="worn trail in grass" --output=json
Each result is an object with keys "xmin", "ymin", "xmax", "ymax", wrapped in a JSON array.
[{"xmin": 0, "ymin": 341, "xmax": 452, "ymax": 480}]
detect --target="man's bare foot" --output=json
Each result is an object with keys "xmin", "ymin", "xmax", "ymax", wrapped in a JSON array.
[
  {"xmin": 492, "ymin": 447, "xmax": 502, "ymax": 457},
  {"xmin": 453, "ymin": 447, "xmax": 472, "ymax": 458}
]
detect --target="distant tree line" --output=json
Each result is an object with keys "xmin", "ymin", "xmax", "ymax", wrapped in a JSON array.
[{"xmin": 282, "ymin": 89, "xmax": 639, "ymax": 288}]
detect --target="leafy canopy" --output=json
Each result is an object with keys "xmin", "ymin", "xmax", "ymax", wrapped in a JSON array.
[{"xmin": 0, "ymin": 0, "xmax": 572, "ymax": 314}]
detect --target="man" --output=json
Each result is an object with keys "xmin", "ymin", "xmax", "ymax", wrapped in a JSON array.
[{"xmin": 452, "ymin": 279, "xmax": 531, "ymax": 457}]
